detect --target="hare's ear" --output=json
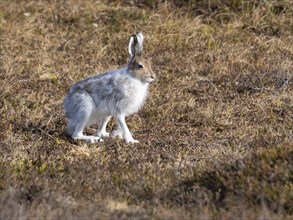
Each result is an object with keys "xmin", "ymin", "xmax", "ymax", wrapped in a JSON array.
[
  {"xmin": 135, "ymin": 32, "xmax": 144, "ymax": 55},
  {"xmin": 128, "ymin": 32, "xmax": 144, "ymax": 61}
]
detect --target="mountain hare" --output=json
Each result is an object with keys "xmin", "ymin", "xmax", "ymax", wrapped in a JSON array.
[{"xmin": 64, "ymin": 33, "xmax": 155, "ymax": 143}]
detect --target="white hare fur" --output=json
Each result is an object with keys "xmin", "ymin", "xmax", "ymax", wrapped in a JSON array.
[{"xmin": 64, "ymin": 33, "xmax": 155, "ymax": 143}]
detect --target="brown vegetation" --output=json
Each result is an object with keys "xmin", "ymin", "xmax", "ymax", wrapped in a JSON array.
[{"xmin": 1, "ymin": 0, "xmax": 292, "ymax": 219}]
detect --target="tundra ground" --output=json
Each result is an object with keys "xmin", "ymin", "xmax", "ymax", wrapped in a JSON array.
[{"xmin": 0, "ymin": 0, "xmax": 292, "ymax": 219}]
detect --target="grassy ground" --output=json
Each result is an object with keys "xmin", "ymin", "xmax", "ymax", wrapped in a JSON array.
[{"xmin": 0, "ymin": 0, "xmax": 292, "ymax": 219}]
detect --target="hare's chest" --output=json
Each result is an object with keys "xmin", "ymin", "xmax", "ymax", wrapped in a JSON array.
[{"xmin": 125, "ymin": 80, "xmax": 149, "ymax": 114}]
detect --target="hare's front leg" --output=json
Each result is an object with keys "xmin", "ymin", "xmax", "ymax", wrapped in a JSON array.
[
  {"xmin": 96, "ymin": 116, "xmax": 111, "ymax": 138},
  {"xmin": 116, "ymin": 114, "xmax": 139, "ymax": 144}
]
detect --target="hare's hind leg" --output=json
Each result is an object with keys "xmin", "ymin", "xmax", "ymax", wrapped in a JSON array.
[
  {"xmin": 66, "ymin": 95, "xmax": 103, "ymax": 143},
  {"xmin": 96, "ymin": 116, "xmax": 111, "ymax": 138},
  {"xmin": 68, "ymin": 117, "xmax": 103, "ymax": 143},
  {"xmin": 74, "ymin": 135, "xmax": 103, "ymax": 143}
]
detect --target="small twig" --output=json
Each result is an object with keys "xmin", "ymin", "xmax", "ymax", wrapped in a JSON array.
[
  {"xmin": 187, "ymin": 156, "xmax": 213, "ymax": 162},
  {"xmin": 194, "ymin": 156, "xmax": 212, "ymax": 161},
  {"xmin": 46, "ymin": 115, "xmax": 54, "ymax": 127},
  {"xmin": 36, "ymin": 127, "xmax": 54, "ymax": 139},
  {"xmin": 196, "ymin": 79, "xmax": 218, "ymax": 92},
  {"xmin": 249, "ymin": 86, "xmax": 271, "ymax": 92},
  {"xmin": 279, "ymin": 76, "xmax": 292, "ymax": 91}
]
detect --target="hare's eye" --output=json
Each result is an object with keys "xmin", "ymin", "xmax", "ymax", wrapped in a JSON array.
[{"xmin": 137, "ymin": 64, "xmax": 144, "ymax": 69}]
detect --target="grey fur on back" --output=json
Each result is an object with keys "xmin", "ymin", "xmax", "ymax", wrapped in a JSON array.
[{"xmin": 64, "ymin": 67, "xmax": 149, "ymax": 121}]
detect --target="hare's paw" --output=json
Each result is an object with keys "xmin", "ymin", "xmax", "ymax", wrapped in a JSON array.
[
  {"xmin": 73, "ymin": 135, "xmax": 104, "ymax": 143},
  {"xmin": 101, "ymin": 132, "xmax": 110, "ymax": 138},
  {"xmin": 88, "ymin": 136, "xmax": 104, "ymax": 143},
  {"xmin": 126, "ymin": 138, "xmax": 139, "ymax": 144},
  {"xmin": 97, "ymin": 131, "xmax": 110, "ymax": 138},
  {"xmin": 110, "ymin": 130, "xmax": 124, "ymax": 139}
]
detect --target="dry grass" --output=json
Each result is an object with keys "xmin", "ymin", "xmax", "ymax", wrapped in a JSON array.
[{"xmin": 0, "ymin": 0, "xmax": 292, "ymax": 219}]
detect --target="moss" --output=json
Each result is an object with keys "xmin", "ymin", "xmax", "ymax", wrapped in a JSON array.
[{"xmin": 168, "ymin": 143, "xmax": 293, "ymax": 214}]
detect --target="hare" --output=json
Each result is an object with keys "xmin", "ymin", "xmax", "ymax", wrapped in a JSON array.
[{"xmin": 64, "ymin": 32, "xmax": 155, "ymax": 143}]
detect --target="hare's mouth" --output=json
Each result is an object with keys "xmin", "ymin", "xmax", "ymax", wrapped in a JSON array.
[{"xmin": 145, "ymin": 77, "xmax": 154, "ymax": 83}]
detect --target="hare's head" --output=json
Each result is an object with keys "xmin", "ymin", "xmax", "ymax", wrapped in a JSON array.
[{"xmin": 127, "ymin": 33, "xmax": 156, "ymax": 83}]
